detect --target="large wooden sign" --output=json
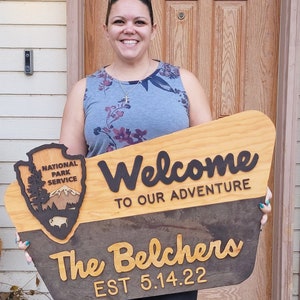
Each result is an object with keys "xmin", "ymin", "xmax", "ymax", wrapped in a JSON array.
[{"xmin": 5, "ymin": 111, "xmax": 275, "ymax": 299}]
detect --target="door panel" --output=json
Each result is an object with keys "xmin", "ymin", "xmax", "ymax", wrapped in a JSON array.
[
  {"xmin": 212, "ymin": 2, "xmax": 247, "ymax": 118},
  {"xmin": 84, "ymin": 1, "xmax": 280, "ymax": 298},
  {"xmin": 164, "ymin": 2, "xmax": 198, "ymax": 73}
]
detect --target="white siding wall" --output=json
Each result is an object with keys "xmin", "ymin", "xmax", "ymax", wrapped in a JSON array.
[
  {"xmin": 293, "ymin": 1, "xmax": 300, "ymax": 299},
  {"xmin": 294, "ymin": 104, "xmax": 300, "ymax": 299},
  {"xmin": 0, "ymin": 1, "xmax": 66, "ymax": 298}
]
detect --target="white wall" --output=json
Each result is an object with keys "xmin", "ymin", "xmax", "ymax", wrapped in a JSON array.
[
  {"xmin": 293, "ymin": 1, "xmax": 300, "ymax": 298},
  {"xmin": 294, "ymin": 103, "xmax": 300, "ymax": 299},
  {"xmin": 0, "ymin": 1, "xmax": 66, "ymax": 298}
]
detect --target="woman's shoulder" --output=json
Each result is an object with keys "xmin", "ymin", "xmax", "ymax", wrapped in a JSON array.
[
  {"xmin": 178, "ymin": 67, "xmax": 197, "ymax": 79},
  {"xmin": 154, "ymin": 61, "xmax": 199, "ymax": 84},
  {"xmin": 158, "ymin": 60, "xmax": 179, "ymax": 70},
  {"xmin": 86, "ymin": 66, "xmax": 107, "ymax": 78},
  {"xmin": 153, "ymin": 61, "xmax": 181, "ymax": 79},
  {"xmin": 71, "ymin": 77, "xmax": 87, "ymax": 95}
]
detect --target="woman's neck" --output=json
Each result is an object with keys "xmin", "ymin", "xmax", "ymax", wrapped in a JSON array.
[{"xmin": 108, "ymin": 58, "xmax": 157, "ymax": 81}]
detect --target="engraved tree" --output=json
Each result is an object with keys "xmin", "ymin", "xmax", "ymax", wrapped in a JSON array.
[{"xmin": 27, "ymin": 165, "xmax": 49, "ymax": 211}]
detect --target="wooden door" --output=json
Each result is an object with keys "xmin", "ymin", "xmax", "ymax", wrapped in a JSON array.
[{"xmin": 84, "ymin": 0, "xmax": 280, "ymax": 299}]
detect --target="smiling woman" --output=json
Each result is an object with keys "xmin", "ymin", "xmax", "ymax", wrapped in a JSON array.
[
  {"xmin": 103, "ymin": 0, "xmax": 157, "ymax": 70},
  {"xmin": 60, "ymin": 4, "xmax": 211, "ymax": 299},
  {"xmin": 105, "ymin": 0, "xmax": 154, "ymax": 26},
  {"xmin": 60, "ymin": 0, "xmax": 212, "ymax": 158},
  {"xmin": 59, "ymin": 0, "xmax": 212, "ymax": 298}
]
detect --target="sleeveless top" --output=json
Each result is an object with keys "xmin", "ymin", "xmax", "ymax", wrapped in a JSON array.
[
  {"xmin": 83, "ymin": 62, "xmax": 197, "ymax": 299},
  {"xmin": 83, "ymin": 61, "xmax": 189, "ymax": 158}
]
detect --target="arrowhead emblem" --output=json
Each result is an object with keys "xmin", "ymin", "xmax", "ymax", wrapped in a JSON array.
[{"xmin": 14, "ymin": 144, "xmax": 86, "ymax": 242}]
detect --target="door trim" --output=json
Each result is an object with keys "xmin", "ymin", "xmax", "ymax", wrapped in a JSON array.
[
  {"xmin": 272, "ymin": 0, "xmax": 299, "ymax": 299},
  {"xmin": 66, "ymin": 0, "xmax": 297, "ymax": 298},
  {"xmin": 66, "ymin": 0, "xmax": 84, "ymax": 92}
]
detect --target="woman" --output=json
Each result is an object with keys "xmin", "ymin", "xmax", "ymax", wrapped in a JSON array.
[
  {"xmin": 60, "ymin": 1, "xmax": 210, "ymax": 298},
  {"xmin": 59, "ymin": 0, "xmax": 271, "ymax": 299},
  {"xmin": 59, "ymin": 0, "xmax": 212, "ymax": 157}
]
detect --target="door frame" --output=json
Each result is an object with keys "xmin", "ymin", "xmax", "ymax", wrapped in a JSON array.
[
  {"xmin": 272, "ymin": 0, "xmax": 299, "ymax": 299},
  {"xmin": 66, "ymin": 0, "xmax": 299, "ymax": 298}
]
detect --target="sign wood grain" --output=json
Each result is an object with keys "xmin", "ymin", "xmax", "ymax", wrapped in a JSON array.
[{"xmin": 5, "ymin": 110, "xmax": 275, "ymax": 299}]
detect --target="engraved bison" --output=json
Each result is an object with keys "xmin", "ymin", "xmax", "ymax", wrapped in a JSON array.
[{"xmin": 49, "ymin": 216, "xmax": 68, "ymax": 228}]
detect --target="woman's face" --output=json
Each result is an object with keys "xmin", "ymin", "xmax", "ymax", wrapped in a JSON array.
[{"xmin": 104, "ymin": 0, "xmax": 156, "ymax": 63}]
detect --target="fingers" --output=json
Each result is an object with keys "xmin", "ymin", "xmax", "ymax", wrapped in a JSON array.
[
  {"xmin": 259, "ymin": 187, "xmax": 272, "ymax": 212},
  {"xmin": 15, "ymin": 232, "xmax": 30, "ymax": 250},
  {"xmin": 24, "ymin": 251, "xmax": 33, "ymax": 264},
  {"xmin": 15, "ymin": 232, "xmax": 32, "ymax": 264},
  {"xmin": 266, "ymin": 186, "xmax": 272, "ymax": 201},
  {"xmin": 259, "ymin": 187, "xmax": 272, "ymax": 230},
  {"xmin": 260, "ymin": 214, "xmax": 268, "ymax": 228},
  {"xmin": 259, "ymin": 201, "xmax": 272, "ymax": 214}
]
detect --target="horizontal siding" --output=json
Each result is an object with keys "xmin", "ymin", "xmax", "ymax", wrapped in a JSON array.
[
  {"xmin": 294, "ymin": 24, "xmax": 300, "ymax": 297},
  {"xmin": 0, "ymin": 72, "xmax": 66, "ymax": 94},
  {"xmin": 294, "ymin": 208, "xmax": 300, "ymax": 229},
  {"xmin": 295, "ymin": 96, "xmax": 300, "ymax": 298},
  {"xmin": 0, "ymin": 140, "xmax": 61, "ymax": 161},
  {"xmin": 0, "ymin": 163, "xmax": 22, "ymax": 184},
  {"xmin": 0, "ymin": 272, "xmax": 51, "ymax": 297},
  {"xmin": 1, "ymin": 95, "xmax": 66, "ymax": 117},
  {"xmin": 0, "ymin": 2, "xmax": 66, "ymax": 297},
  {"xmin": 296, "ymin": 187, "xmax": 300, "ymax": 207},
  {"xmin": 0, "ymin": 1, "xmax": 66, "ymax": 25},
  {"xmin": 0, "ymin": 206, "xmax": 14, "ymax": 227},
  {"xmin": 0, "ymin": 118, "xmax": 62, "ymax": 140},
  {"xmin": 0, "ymin": 250, "xmax": 35, "ymax": 271},
  {"xmin": 297, "ymin": 144, "xmax": 300, "ymax": 188},
  {"xmin": 0, "ymin": 49, "xmax": 66, "ymax": 72},
  {"xmin": 293, "ymin": 273, "xmax": 299, "ymax": 296},
  {"xmin": 0, "ymin": 25, "xmax": 66, "ymax": 48},
  {"xmin": 294, "ymin": 250, "xmax": 300, "ymax": 273},
  {"xmin": 0, "ymin": 185, "xmax": 9, "ymax": 205},
  {"xmin": 297, "ymin": 118, "xmax": 300, "ymax": 141},
  {"xmin": 1, "ymin": 228, "xmax": 20, "ymax": 249}
]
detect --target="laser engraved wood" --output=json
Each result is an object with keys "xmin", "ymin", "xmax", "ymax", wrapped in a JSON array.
[{"xmin": 5, "ymin": 110, "xmax": 275, "ymax": 299}]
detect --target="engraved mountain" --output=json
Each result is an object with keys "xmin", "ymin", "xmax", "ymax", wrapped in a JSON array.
[
  {"xmin": 40, "ymin": 185, "xmax": 81, "ymax": 210},
  {"xmin": 27, "ymin": 182, "xmax": 83, "ymax": 240}
]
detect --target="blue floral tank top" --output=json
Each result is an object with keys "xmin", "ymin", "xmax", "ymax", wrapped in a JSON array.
[{"xmin": 83, "ymin": 61, "xmax": 189, "ymax": 157}]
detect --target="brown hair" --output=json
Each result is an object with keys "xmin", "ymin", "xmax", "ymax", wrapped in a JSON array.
[{"xmin": 105, "ymin": 0, "xmax": 154, "ymax": 26}]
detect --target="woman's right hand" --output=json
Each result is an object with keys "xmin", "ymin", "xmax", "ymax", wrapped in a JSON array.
[{"xmin": 15, "ymin": 232, "xmax": 32, "ymax": 264}]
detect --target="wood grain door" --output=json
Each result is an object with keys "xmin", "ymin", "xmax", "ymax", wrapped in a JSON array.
[{"xmin": 84, "ymin": 0, "xmax": 280, "ymax": 299}]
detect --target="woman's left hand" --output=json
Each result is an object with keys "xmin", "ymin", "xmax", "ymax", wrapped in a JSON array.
[{"xmin": 259, "ymin": 187, "xmax": 272, "ymax": 230}]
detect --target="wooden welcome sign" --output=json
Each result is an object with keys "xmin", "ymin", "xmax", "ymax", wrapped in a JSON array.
[{"xmin": 5, "ymin": 110, "xmax": 275, "ymax": 299}]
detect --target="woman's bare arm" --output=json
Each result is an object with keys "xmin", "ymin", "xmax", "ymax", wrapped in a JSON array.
[
  {"xmin": 180, "ymin": 68, "xmax": 212, "ymax": 126},
  {"xmin": 59, "ymin": 78, "xmax": 87, "ymax": 156}
]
